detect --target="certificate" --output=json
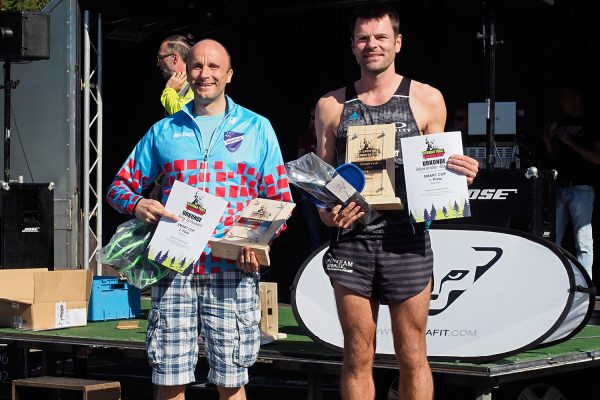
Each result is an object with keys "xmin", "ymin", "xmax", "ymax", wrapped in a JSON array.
[
  {"xmin": 400, "ymin": 131, "xmax": 470, "ymax": 223},
  {"xmin": 147, "ymin": 180, "xmax": 227, "ymax": 275}
]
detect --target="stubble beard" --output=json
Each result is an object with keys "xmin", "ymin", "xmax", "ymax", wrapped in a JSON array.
[
  {"xmin": 359, "ymin": 54, "xmax": 395, "ymax": 75},
  {"xmin": 161, "ymin": 69, "xmax": 171, "ymax": 81}
]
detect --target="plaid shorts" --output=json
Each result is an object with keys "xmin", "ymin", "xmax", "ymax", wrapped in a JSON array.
[{"xmin": 147, "ymin": 269, "xmax": 260, "ymax": 387}]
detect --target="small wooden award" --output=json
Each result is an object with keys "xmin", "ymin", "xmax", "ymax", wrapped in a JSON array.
[
  {"xmin": 346, "ymin": 123, "xmax": 403, "ymax": 210},
  {"xmin": 209, "ymin": 198, "xmax": 295, "ymax": 266}
]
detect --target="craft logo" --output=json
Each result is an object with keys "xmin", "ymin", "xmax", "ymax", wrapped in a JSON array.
[
  {"xmin": 185, "ymin": 193, "xmax": 206, "ymax": 216},
  {"xmin": 429, "ymin": 247, "xmax": 502, "ymax": 316},
  {"xmin": 250, "ymin": 205, "xmax": 271, "ymax": 220},
  {"xmin": 422, "ymin": 138, "xmax": 445, "ymax": 159},
  {"xmin": 173, "ymin": 131, "xmax": 195, "ymax": 138},
  {"xmin": 355, "ymin": 137, "xmax": 381, "ymax": 158}
]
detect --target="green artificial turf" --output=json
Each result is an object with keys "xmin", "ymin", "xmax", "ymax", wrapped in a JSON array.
[{"xmin": 1, "ymin": 298, "xmax": 599, "ymax": 366}]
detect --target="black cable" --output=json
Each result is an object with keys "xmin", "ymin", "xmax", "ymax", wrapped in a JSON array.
[{"xmin": 10, "ymin": 104, "xmax": 35, "ymax": 183}]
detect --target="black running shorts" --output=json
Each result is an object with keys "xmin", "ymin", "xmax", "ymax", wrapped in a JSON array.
[{"xmin": 323, "ymin": 223, "xmax": 433, "ymax": 304}]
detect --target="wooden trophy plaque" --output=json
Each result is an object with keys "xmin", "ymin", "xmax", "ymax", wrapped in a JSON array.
[
  {"xmin": 346, "ymin": 123, "xmax": 403, "ymax": 210},
  {"xmin": 209, "ymin": 198, "xmax": 295, "ymax": 266}
]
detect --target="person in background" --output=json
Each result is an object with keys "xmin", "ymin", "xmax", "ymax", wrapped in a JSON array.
[
  {"xmin": 296, "ymin": 107, "xmax": 328, "ymax": 251},
  {"xmin": 315, "ymin": 4, "xmax": 479, "ymax": 399},
  {"xmin": 108, "ymin": 39, "xmax": 292, "ymax": 400},
  {"xmin": 157, "ymin": 34, "xmax": 195, "ymax": 115},
  {"xmin": 543, "ymin": 82, "xmax": 600, "ymax": 279},
  {"xmin": 297, "ymin": 107, "xmax": 318, "ymax": 157},
  {"xmin": 150, "ymin": 34, "xmax": 196, "ymax": 200}
]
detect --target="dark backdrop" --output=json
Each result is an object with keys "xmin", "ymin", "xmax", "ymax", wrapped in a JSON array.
[{"xmin": 97, "ymin": 0, "xmax": 599, "ymax": 301}]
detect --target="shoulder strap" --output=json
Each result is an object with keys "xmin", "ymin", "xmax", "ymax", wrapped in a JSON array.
[
  {"xmin": 396, "ymin": 77, "xmax": 411, "ymax": 96},
  {"xmin": 345, "ymin": 83, "xmax": 358, "ymax": 101}
]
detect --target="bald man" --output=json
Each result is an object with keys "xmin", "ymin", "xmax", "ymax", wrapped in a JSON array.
[{"xmin": 107, "ymin": 39, "xmax": 292, "ymax": 400}]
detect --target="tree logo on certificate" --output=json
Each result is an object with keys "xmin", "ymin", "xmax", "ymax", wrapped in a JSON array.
[
  {"xmin": 184, "ymin": 193, "xmax": 206, "ymax": 216},
  {"xmin": 422, "ymin": 138, "xmax": 445, "ymax": 159}
]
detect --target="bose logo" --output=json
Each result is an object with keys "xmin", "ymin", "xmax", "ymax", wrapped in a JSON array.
[{"xmin": 468, "ymin": 188, "xmax": 517, "ymax": 200}]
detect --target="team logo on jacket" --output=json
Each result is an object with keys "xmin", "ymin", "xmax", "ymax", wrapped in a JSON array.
[{"xmin": 224, "ymin": 131, "xmax": 244, "ymax": 152}]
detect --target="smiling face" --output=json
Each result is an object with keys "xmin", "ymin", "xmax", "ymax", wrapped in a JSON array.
[
  {"xmin": 351, "ymin": 15, "xmax": 401, "ymax": 75},
  {"xmin": 186, "ymin": 40, "xmax": 233, "ymax": 109}
]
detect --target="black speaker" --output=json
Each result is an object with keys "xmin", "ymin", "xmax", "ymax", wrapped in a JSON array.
[
  {"xmin": 0, "ymin": 183, "xmax": 54, "ymax": 269},
  {"xmin": 0, "ymin": 12, "xmax": 50, "ymax": 60},
  {"xmin": 445, "ymin": 169, "xmax": 555, "ymax": 240}
]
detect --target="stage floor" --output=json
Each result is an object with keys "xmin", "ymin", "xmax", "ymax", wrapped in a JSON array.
[{"xmin": 1, "ymin": 301, "xmax": 599, "ymax": 399}]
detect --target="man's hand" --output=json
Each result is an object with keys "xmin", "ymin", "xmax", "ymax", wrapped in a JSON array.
[
  {"xmin": 134, "ymin": 198, "xmax": 178, "ymax": 224},
  {"xmin": 447, "ymin": 154, "xmax": 479, "ymax": 185},
  {"xmin": 318, "ymin": 202, "xmax": 364, "ymax": 228},
  {"xmin": 555, "ymin": 130, "xmax": 574, "ymax": 147},
  {"xmin": 166, "ymin": 71, "xmax": 187, "ymax": 91},
  {"xmin": 237, "ymin": 246, "xmax": 259, "ymax": 273},
  {"xmin": 543, "ymin": 122, "xmax": 558, "ymax": 145}
]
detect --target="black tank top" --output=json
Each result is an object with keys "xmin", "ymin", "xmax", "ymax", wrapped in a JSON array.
[{"xmin": 335, "ymin": 77, "xmax": 421, "ymax": 233}]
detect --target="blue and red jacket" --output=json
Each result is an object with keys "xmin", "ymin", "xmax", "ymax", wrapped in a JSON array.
[{"xmin": 107, "ymin": 96, "xmax": 292, "ymax": 274}]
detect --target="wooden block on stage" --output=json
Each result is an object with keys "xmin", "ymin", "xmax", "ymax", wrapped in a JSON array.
[
  {"xmin": 209, "ymin": 199, "xmax": 295, "ymax": 266},
  {"xmin": 13, "ymin": 376, "xmax": 121, "ymax": 400},
  {"xmin": 367, "ymin": 197, "xmax": 404, "ymax": 210},
  {"xmin": 346, "ymin": 123, "xmax": 404, "ymax": 210},
  {"xmin": 259, "ymin": 281, "xmax": 285, "ymax": 340},
  {"xmin": 116, "ymin": 320, "xmax": 140, "ymax": 330}
]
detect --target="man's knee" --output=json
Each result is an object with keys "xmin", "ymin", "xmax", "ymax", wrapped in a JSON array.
[
  {"xmin": 398, "ymin": 351, "xmax": 428, "ymax": 372},
  {"xmin": 395, "ymin": 336, "xmax": 428, "ymax": 372},
  {"xmin": 344, "ymin": 334, "xmax": 375, "ymax": 370}
]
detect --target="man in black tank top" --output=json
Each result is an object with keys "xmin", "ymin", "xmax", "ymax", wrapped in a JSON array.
[{"xmin": 314, "ymin": 4, "xmax": 479, "ymax": 400}]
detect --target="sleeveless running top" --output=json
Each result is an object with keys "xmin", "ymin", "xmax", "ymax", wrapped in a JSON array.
[{"xmin": 335, "ymin": 77, "xmax": 421, "ymax": 233}]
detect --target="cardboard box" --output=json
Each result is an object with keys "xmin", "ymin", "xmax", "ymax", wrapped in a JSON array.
[{"xmin": 0, "ymin": 268, "xmax": 93, "ymax": 330}]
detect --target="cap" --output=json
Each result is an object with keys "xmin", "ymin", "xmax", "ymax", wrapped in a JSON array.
[{"xmin": 335, "ymin": 163, "xmax": 365, "ymax": 192}]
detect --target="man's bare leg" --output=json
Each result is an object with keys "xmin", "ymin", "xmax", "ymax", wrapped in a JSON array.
[
  {"xmin": 217, "ymin": 386, "xmax": 246, "ymax": 400},
  {"xmin": 154, "ymin": 385, "xmax": 185, "ymax": 400},
  {"xmin": 333, "ymin": 282, "xmax": 379, "ymax": 400},
  {"xmin": 388, "ymin": 280, "xmax": 433, "ymax": 400}
]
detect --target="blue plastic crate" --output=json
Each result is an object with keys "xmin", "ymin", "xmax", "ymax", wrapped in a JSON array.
[{"xmin": 87, "ymin": 276, "xmax": 141, "ymax": 321}]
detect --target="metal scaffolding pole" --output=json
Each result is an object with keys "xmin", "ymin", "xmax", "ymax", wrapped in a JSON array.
[{"xmin": 82, "ymin": 11, "xmax": 103, "ymax": 274}]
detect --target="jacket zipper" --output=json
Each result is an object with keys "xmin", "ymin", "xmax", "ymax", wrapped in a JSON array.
[{"xmin": 197, "ymin": 103, "xmax": 235, "ymax": 191}]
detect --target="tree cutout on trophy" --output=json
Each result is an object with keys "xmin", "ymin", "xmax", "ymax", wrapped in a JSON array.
[
  {"xmin": 346, "ymin": 123, "xmax": 403, "ymax": 210},
  {"xmin": 209, "ymin": 198, "xmax": 295, "ymax": 266}
]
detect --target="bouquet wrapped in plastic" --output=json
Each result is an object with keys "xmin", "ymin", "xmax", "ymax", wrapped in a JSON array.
[
  {"xmin": 285, "ymin": 152, "xmax": 377, "ymax": 224},
  {"xmin": 97, "ymin": 219, "xmax": 170, "ymax": 289}
]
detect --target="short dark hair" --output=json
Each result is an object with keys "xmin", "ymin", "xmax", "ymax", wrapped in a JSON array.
[
  {"xmin": 162, "ymin": 34, "xmax": 195, "ymax": 61},
  {"xmin": 558, "ymin": 82, "xmax": 583, "ymax": 99},
  {"xmin": 349, "ymin": 3, "xmax": 401, "ymax": 37}
]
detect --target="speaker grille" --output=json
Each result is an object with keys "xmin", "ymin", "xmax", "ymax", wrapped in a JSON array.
[{"xmin": 0, "ymin": 12, "xmax": 50, "ymax": 60}]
